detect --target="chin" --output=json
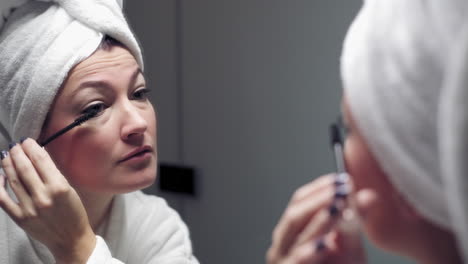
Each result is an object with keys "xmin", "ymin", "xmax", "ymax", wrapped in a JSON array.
[
  {"xmin": 137, "ymin": 173, "xmax": 157, "ymax": 189},
  {"xmin": 364, "ymin": 212, "xmax": 418, "ymax": 256},
  {"xmin": 113, "ymin": 164, "xmax": 157, "ymax": 193},
  {"xmin": 112, "ymin": 179, "xmax": 155, "ymax": 194},
  {"xmin": 128, "ymin": 170, "xmax": 157, "ymax": 192}
]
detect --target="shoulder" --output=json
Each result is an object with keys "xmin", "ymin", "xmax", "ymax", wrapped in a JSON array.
[
  {"xmin": 116, "ymin": 191, "xmax": 196, "ymax": 262},
  {"xmin": 121, "ymin": 191, "xmax": 188, "ymax": 237}
]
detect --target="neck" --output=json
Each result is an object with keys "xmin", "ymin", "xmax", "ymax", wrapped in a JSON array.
[{"xmin": 77, "ymin": 191, "xmax": 115, "ymax": 231}]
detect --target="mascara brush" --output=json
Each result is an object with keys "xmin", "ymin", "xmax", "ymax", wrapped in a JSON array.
[
  {"xmin": 40, "ymin": 109, "xmax": 99, "ymax": 147},
  {"xmin": 330, "ymin": 123, "xmax": 345, "ymax": 173}
]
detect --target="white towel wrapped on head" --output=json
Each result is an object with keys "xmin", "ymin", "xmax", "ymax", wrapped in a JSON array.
[
  {"xmin": 341, "ymin": 0, "xmax": 468, "ymax": 261},
  {"xmin": 0, "ymin": 0, "xmax": 27, "ymax": 30},
  {"xmin": 0, "ymin": 0, "xmax": 143, "ymax": 151}
]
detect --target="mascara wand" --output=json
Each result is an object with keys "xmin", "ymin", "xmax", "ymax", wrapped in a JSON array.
[
  {"xmin": 40, "ymin": 109, "xmax": 99, "ymax": 147},
  {"xmin": 328, "ymin": 123, "xmax": 363, "ymax": 262},
  {"xmin": 330, "ymin": 123, "xmax": 345, "ymax": 173}
]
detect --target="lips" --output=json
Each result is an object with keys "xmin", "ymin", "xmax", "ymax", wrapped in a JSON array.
[{"xmin": 119, "ymin": 146, "xmax": 153, "ymax": 163}]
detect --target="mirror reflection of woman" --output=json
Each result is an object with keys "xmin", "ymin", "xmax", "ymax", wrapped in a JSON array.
[
  {"xmin": 268, "ymin": 1, "xmax": 468, "ymax": 263},
  {"xmin": 0, "ymin": 1, "xmax": 198, "ymax": 263}
]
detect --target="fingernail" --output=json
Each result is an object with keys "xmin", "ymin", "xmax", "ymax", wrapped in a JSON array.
[
  {"xmin": 329, "ymin": 203, "xmax": 340, "ymax": 217},
  {"xmin": 0, "ymin": 150, "xmax": 8, "ymax": 160},
  {"xmin": 315, "ymin": 238, "xmax": 327, "ymax": 252},
  {"xmin": 19, "ymin": 137, "xmax": 28, "ymax": 143},
  {"xmin": 8, "ymin": 142, "xmax": 16, "ymax": 149}
]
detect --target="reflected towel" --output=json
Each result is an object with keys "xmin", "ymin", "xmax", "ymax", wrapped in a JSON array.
[{"xmin": 341, "ymin": 0, "xmax": 468, "ymax": 261}]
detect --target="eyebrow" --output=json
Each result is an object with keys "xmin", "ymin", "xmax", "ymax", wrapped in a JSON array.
[{"xmin": 71, "ymin": 67, "xmax": 143, "ymax": 97}]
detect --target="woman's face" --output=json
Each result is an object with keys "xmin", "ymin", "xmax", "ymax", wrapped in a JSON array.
[
  {"xmin": 40, "ymin": 45, "xmax": 157, "ymax": 195},
  {"xmin": 341, "ymin": 97, "xmax": 426, "ymax": 255}
]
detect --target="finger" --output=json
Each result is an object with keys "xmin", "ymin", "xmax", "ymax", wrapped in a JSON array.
[
  {"xmin": 0, "ymin": 167, "xmax": 6, "ymax": 188},
  {"xmin": 9, "ymin": 141, "xmax": 48, "ymax": 203},
  {"xmin": 0, "ymin": 146, "xmax": 35, "ymax": 210},
  {"xmin": 0, "ymin": 173, "xmax": 23, "ymax": 219},
  {"xmin": 272, "ymin": 183, "xmax": 335, "ymax": 256},
  {"xmin": 286, "ymin": 237, "xmax": 330, "ymax": 264},
  {"xmin": 354, "ymin": 189, "xmax": 379, "ymax": 226},
  {"xmin": 289, "ymin": 174, "xmax": 336, "ymax": 204},
  {"xmin": 293, "ymin": 182, "xmax": 352, "ymax": 247},
  {"xmin": 21, "ymin": 138, "xmax": 64, "ymax": 184},
  {"xmin": 293, "ymin": 205, "xmax": 340, "ymax": 248},
  {"xmin": 330, "ymin": 229, "xmax": 366, "ymax": 264}
]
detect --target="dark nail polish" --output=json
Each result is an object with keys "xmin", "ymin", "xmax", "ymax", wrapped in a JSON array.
[
  {"xmin": 19, "ymin": 137, "xmax": 28, "ymax": 143},
  {"xmin": 329, "ymin": 203, "xmax": 339, "ymax": 217},
  {"xmin": 0, "ymin": 150, "xmax": 8, "ymax": 160},
  {"xmin": 315, "ymin": 238, "xmax": 327, "ymax": 252},
  {"xmin": 8, "ymin": 142, "xmax": 16, "ymax": 149}
]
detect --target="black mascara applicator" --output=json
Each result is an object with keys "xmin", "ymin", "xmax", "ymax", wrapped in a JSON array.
[
  {"xmin": 330, "ymin": 123, "xmax": 346, "ymax": 174},
  {"xmin": 40, "ymin": 109, "xmax": 100, "ymax": 147},
  {"xmin": 328, "ymin": 123, "xmax": 362, "ymax": 255}
]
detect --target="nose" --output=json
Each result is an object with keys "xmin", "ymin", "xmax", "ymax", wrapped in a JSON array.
[{"xmin": 120, "ymin": 102, "xmax": 148, "ymax": 142}]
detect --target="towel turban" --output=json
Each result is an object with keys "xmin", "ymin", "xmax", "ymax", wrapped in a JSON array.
[
  {"xmin": 341, "ymin": 0, "xmax": 468, "ymax": 261},
  {"xmin": 0, "ymin": 0, "xmax": 143, "ymax": 151}
]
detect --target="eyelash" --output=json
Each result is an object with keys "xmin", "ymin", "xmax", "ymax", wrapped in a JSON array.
[
  {"xmin": 80, "ymin": 88, "xmax": 150, "ymax": 116},
  {"xmin": 132, "ymin": 88, "xmax": 150, "ymax": 100},
  {"xmin": 81, "ymin": 103, "xmax": 106, "ymax": 116}
]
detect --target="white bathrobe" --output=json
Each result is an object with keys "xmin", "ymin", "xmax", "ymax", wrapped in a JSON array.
[{"xmin": 0, "ymin": 190, "xmax": 199, "ymax": 264}]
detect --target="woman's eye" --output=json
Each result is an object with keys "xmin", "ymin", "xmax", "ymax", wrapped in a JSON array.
[
  {"xmin": 82, "ymin": 103, "xmax": 106, "ymax": 116},
  {"xmin": 132, "ymin": 88, "xmax": 150, "ymax": 100}
]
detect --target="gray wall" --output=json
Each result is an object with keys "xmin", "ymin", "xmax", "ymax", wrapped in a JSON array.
[{"xmin": 126, "ymin": 1, "xmax": 415, "ymax": 263}]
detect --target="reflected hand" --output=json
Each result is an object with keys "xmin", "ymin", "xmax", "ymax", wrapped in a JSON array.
[{"xmin": 0, "ymin": 138, "xmax": 96, "ymax": 264}]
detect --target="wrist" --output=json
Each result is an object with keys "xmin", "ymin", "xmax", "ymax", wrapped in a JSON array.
[{"xmin": 53, "ymin": 228, "xmax": 96, "ymax": 264}]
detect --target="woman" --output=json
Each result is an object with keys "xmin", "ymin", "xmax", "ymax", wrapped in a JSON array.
[
  {"xmin": 267, "ymin": 1, "xmax": 468, "ymax": 263},
  {"xmin": 0, "ymin": 0, "xmax": 198, "ymax": 263}
]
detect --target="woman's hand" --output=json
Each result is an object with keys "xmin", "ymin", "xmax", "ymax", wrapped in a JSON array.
[
  {"xmin": 0, "ymin": 138, "xmax": 96, "ymax": 264},
  {"xmin": 266, "ymin": 174, "xmax": 366, "ymax": 264}
]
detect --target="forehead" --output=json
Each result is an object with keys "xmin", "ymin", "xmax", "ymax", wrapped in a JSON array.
[
  {"xmin": 45, "ymin": 46, "xmax": 143, "ymax": 119},
  {"xmin": 65, "ymin": 46, "xmax": 140, "ymax": 90}
]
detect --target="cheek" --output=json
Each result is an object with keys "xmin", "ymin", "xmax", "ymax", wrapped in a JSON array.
[
  {"xmin": 147, "ymin": 105, "xmax": 157, "ymax": 137},
  {"xmin": 72, "ymin": 134, "xmax": 112, "ymax": 163},
  {"xmin": 46, "ymin": 128, "xmax": 115, "ymax": 187},
  {"xmin": 344, "ymin": 135, "xmax": 385, "ymax": 191},
  {"xmin": 72, "ymin": 131, "xmax": 115, "ymax": 176},
  {"xmin": 344, "ymin": 135, "xmax": 416, "ymax": 249}
]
